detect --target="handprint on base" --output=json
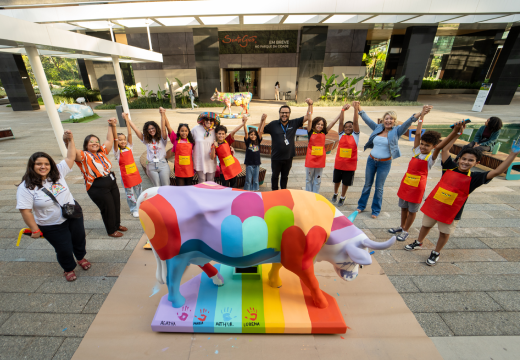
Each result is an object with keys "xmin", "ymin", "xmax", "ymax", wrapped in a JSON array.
[
  {"xmin": 221, "ymin": 307, "xmax": 236, "ymax": 322},
  {"xmin": 177, "ymin": 305, "xmax": 191, "ymax": 321},
  {"xmin": 244, "ymin": 307, "xmax": 258, "ymax": 321},
  {"xmin": 197, "ymin": 308, "xmax": 209, "ymax": 322}
]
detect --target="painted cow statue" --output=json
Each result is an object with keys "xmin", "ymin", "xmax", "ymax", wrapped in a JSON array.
[
  {"xmin": 210, "ymin": 89, "xmax": 252, "ymax": 116},
  {"xmin": 57, "ymin": 102, "xmax": 94, "ymax": 120},
  {"xmin": 137, "ymin": 183, "xmax": 395, "ymax": 309}
]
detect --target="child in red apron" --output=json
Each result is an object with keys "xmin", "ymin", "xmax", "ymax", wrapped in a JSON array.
[
  {"xmin": 331, "ymin": 104, "xmax": 357, "ymax": 206},
  {"xmin": 169, "ymin": 123, "xmax": 195, "ymax": 186},
  {"xmin": 112, "ymin": 114, "xmax": 142, "ymax": 218},
  {"xmin": 211, "ymin": 120, "xmax": 245, "ymax": 188},
  {"xmin": 404, "ymin": 122, "xmax": 520, "ymax": 266}
]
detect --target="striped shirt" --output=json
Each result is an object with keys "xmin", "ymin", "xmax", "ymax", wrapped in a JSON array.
[{"xmin": 75, "ymin": 145, "xmax": 113, "ymax": 190}]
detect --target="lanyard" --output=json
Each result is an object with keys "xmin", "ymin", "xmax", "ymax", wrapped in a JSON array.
[
  {"xmin": 87, "ymin": 151, "xmax": 109, "ymax": 171},
  {"xmin": 280, "ymin": 122, "xmax": 288, "ymax": 140},
  {"xmin": 151, "ymin": 140, "xmax": 158, "ymax": 158}
]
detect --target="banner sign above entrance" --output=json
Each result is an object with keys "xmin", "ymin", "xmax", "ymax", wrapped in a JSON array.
[{"xmin": 218, "ymin": 31, "xmax": 298, "ymax": 54}]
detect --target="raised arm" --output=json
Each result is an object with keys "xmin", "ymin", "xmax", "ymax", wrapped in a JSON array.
[
  {"xmin": 122, "ymin": 113, "xmax": 133, "ymax": 146},
  {"xmin": 327, "ymin": 104, "xmax": 350, "ymax": 133},
  {"xmin": 352, "ymin": 103, "xmax": 360, "ymax": 133},
  {"xmin": 111, "ymin": 117, "xmax": 119, "ymax": 149},
  {"xmin": 126, "ymin": 117, "xmax": 144, "ymax": 141},
  {"xmin": 229, "ymin": 117, "xmax": 246, "ymax": 139},
  {"xmin": 397, "ymin": 105, "xmax": 432, "ymax": 137},
  {"xmin": 441, "ymin": 121, "xmax": 465, "ymax": 163},
  {"xmin": 62, "ymin": 130, "xmax": 76, "ymax": 169},
  {"xmin": 433, "ymin": 120, "xmax": 465, "ymax": 160},
  {"xmin": 414, "ymin": 113, "xmax": 425, "ymax": 149},
  {"xmin": 243, "ymin": 117, "xmax": 249, "ymax": 140},
  {"xmin": 258, "ymin": 114, "xmax": 267, "ymax": 139},
  {"xmin": 159, "ymin": 108, "xmax": 168, "ymax": 140},
  {"xmin": 487, "ymin": 146, "xmax": 520, "ymax": 180},
  {"xmin": 104, "ymin": 118, "xmax": 116, "ymax": 153},
  {"xmin": 354, "ymin": 101, "xmax": 377, "ymax": 130},
  {"xmin": 304, "ymin": 98, "xmax": 313, "ymax": 127}
]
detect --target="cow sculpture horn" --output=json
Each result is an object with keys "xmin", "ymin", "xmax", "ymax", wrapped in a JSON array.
[
  {"xmin": 347, "ymin": 211, "xmax": 359, "ymax": 222},
  {"xmin": 362, "ymin": 236, "xmax": 396, "ymax": 250}
]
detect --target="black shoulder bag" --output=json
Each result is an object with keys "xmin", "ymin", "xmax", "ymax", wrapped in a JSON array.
[{"xmin": 42, "ymin": 187, "xmax": 83, "ymax": 219}]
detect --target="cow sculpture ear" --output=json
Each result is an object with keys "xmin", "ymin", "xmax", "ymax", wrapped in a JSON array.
[{"xmin": 344, "ymin": 242, "xmax": 372, "ymax": 265}]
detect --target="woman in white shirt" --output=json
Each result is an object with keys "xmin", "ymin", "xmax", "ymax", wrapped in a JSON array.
[
  {"xmin": 17, "ymin": 130, "xmax": 89, "ymax": 282},
  {"xmin": 191, "ymin": 112, "xmax": 218, "ymax": 183},
  {"xmin": 127, "ymin": 107, "xmax": 170, "ymax": 186},
  {"xmin": 275, "ymin": 81, "xmax": 280, "ymax": 101}
]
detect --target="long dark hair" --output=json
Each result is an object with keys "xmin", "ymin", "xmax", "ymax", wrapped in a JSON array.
[
  {"xmin": 312, "ymin": 117, "xmax": 328, "ymax": 135},
  {"xmin": 248, "ymin": 128, "xmax": 260, "ymax": 146},
  {"xmin": 83, "ymin": 135, "xmax": 101, "ymax": 152},
  {"xmin": 177, "ymin": 123, "xmax": 195, "ymax": 144},
  {"xmin": 487, "ymin": 117, "xmax": 503, "ymax": 134},
  {"xmin": 275, "ymin": 81, "xmax": 279, "ymax": 86},
  {"xmin": 18, "ymin": 152, "xmax": 60, "ymax": 190},
  {"xmin": 143, "ymin": 121, "xmax": 162, "ymax": 143}
]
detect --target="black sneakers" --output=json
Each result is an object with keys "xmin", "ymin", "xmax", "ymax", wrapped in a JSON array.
[
  {"xmin": 426, "ymin": 251, "xmax": 440, "ymax": 266},
  {"xmin": 397, "ymin": 231, "xmax": 409, "ymax": 242},
  {"xmin": 338, "ymin": 197, "xmax": 345, "ymax": 207},
  {"xmin": 331, "ymin": 194, "xmax": 338, "ymax": 203},
  {"xmin": 404, "ymin": 240, "xmax": 422, "ymax": 251}
]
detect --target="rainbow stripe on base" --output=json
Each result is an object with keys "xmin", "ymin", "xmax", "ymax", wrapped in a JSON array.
[{"xmin": 151, "ymin": 264, "xmax": 347, "ymax": 334}]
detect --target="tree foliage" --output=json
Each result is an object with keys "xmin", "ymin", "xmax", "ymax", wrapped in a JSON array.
[{"xmin": 22, "ymin": 55, "xmax": 80, "ymax": 85}]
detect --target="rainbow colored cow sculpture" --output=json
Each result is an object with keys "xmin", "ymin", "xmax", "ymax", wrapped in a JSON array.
[
  {"xmin": 138, "ymin": 183, "xmax": 395, "ymax": 309},
  {"xmin": 210, "ymin": 89, "xmax": 252, "ymax": 116}
]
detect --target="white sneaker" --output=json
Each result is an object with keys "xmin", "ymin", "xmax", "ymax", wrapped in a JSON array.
[{"xmin": 132, "ymin": 211, "xmax": 139, "ymax": 218}]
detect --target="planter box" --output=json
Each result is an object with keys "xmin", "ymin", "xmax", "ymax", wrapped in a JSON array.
[
  {"xmin": 419, "ymin": 89, "xmax": 440, "ymax": 95},
  {"xmin": 438, "ymin": 89, "xmax": 478, "ymax": 94}
]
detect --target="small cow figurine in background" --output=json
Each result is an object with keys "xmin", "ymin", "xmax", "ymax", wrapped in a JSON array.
[
  {"xmin": 211, "ymin": 89, "xmax": 252, "ymax": 116},
  {"xmin": 57, "ymin": 102, "xmax": 94, "ymax": 121},
  {"xmin": 138, "ymin": 183, "xmax": 396, "ymax": 309}
]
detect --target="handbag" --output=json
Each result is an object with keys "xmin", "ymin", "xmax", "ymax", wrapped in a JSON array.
[{"xmin": 42, "ymin": 187, "xmax": 83, "ymax": 219}]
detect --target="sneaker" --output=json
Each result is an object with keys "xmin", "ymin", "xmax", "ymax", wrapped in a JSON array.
[
  {"xmin": 132, "ymin": 211, "xmax": 139, "ymax": 218},
  {"xmin": 426, "ymin": 251, "xmax": 440, "ymax": 266},
  {"xmin": 404, "ymin": 240, "xmax": 423, "ymax": 251},
  {"xmin": 338, "ymin": 197, "xmax": 345, "ymax": 207},
  {"xmin": 331, "ymin": 194, "xmax": 338, "ymax": 203},
  {"xmin": 388, "ymin": 226, "xmax": 403, "ymax": 234},
  {"xmin": 396, "ymin": 231, "xmax": 409, "ymax": 242}
]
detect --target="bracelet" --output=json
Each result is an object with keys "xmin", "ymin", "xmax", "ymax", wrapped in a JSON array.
[
  {"xmin": 418, "ymin": 120, "xmax": 423, "ymax": 123},
  {"xmin": 341, "ymin": 109, "xmax": 345, "ymax": 112},
  {"xmin": 307, "ymin": 111, "xmax": 312, "ymax": 115},
  {"xmin": 32, "ymin": 230, "xmax": 40, "ymax": 234}
]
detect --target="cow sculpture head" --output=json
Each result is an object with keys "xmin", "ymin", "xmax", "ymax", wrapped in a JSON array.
[
  {"xmin": 210, "ymin": 88, "xmax": 223, "ymax": 102},
  {"xmin": 316, "ymin": 211, "xmax": 396, "ymax": 282}
]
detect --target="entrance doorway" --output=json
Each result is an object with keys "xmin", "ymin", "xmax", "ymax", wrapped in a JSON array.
[{"xmin": 222, "ymin": 69, "xmax": 260, "ymax": 98}]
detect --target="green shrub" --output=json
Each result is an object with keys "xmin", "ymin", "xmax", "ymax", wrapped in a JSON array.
[
  {"xmin": 60, "ymin": 85, "xmax": 102, "ymax": 102},
  {"xmin": 287, "ymin": 99, "xmax": 422, "ymax": 107},
  {"xmin": 95, "ymin": 97, "xmax": 217, "ymax": 110},
  {"xmin": 421, "ymin": 79, "xmax": 481, "ymax": 90},
  {"xmin": 38, "ymin": 95, "xmax": 75, "ymax": 105}
]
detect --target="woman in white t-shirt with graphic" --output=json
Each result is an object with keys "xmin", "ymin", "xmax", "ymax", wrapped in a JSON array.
[{"xmin": 17, "ymin": 130, "xmax": 89, "ymax": 282}]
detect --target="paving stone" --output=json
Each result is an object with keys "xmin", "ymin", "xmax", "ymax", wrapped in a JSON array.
[
  {"xmin": 373, "ymin": 250, "xmax": 397, "ymax": 264},
  {"xmin": 85, "ymin": 250, "xmax": 133, "ymax": 263},
  {"xmin": 440, "ymin": 312, "xmax": 520, "ymax": 336},
  {"xmin": 0, "ymin": 261, "xmax": 124, "ymax": 277},
  {"xmin": 411, "ymin": 275, "xmax": 520, "ymax": 292},
  {"xmin": 52, "ymin": 337, "xmax": 83, "ymax": 360},
  {"xmin": 464, "ymin": 204, "xmax": 516, "ymax": 211},
  {"xmin": 453, "ymin": 262, "xmax": 520, "ymax": 275},
  {"xmin": 401, "ymin": 292, "xmax": 502, "ymax": 313},
  {"xmin": 413, "ymin": 313, "xmax": 454, "ymax": 337},
  {"xmin": 458, "ymin": 218, "xmax": 520, "ymax": 228},
  {"xmin": 0, "ymin": 312, "xmax": 11, "ymax": 327},
  {"xmin": 478, "ymin": 237, "xmax": 520, "ymax": 249},
  {"xmin": 0, "ymin": 313, "xmax": 96, "ymax": 337},
  {"xmin": 36, "ymin": 276, "xmax": 116, "ymax": 294},
  {"xmin": 0, "ymin": 237, "xmax": 35, "ymax": 249},
  {"xmin": 387, "ymin": 276, "xmax": 420, "ymax": 293},
  {"xmin": 381, "ymin": 263, "xmax": 464, "ymax": 276},
  {"xmin": 494, "ymin": 249, "xmax": 520, "ymax": 262},
  {"xmin": 0, "ymin": 276, "xmax": 48, "ymax": 293},
  {"xmin": 389, "ymin": 249, "xmax": 506, "ymax": 263},
  {"xmin": 484, "ymin": 210, "xmax": 520, "ymax": 219},
  {"xmin": 124, "ymin": 238, "xmax": 140, "ymax": 251},
  {"xmin": 451, "ymin": 227, "xmax": 519, "ymax": 238},
  {"xmin": 0, "ymin": 248, "xmax": 26, "ymax": 261},
  {"xmin": 84, "ymin": 239, "xmax": 129, "ymax": 251},
  {"xmin": 86, "ymin": 229, "xmax": 144, "ymax": 238},
  {"xmin": 0, "ymin": 293, "xmax": 90, "ymax": 313},
  {"xmin": 82, "ymin": 294, "xmax": 108, "ymax": 314},
  {"xmin": 434, "ymin": 237, "xmax": 489, "ymax": 249},
  {"xmin": 0, "ymin": 335, "xmax": 64, "ymax": 360},
  {"xmin": 486, "ymin": 291, "xmax": 520, "ymax": 311}
]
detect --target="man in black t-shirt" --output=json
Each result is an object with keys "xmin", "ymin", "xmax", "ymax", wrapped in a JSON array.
[
  {"xmin": 404, "ymin": 121, "xmax": 520, "ymax": 266},
  {"xmin": 263, "ymin": 99, "xmax": 313, "ymax": 190}
]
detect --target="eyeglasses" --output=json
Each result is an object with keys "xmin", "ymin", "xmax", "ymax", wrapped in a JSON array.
[
  {"xmin": 89, "ymin": 141, "xmax": 100, "ymax": 144},
  {"xmin": 280, "ymin": 112, "xmax": 290, "ymax": 115}
]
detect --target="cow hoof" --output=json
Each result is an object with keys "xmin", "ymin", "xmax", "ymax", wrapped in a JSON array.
[
  {"xmin": 211, "ymin": 273, "xmax": 224, "ymax": 287},
  {"xmin": 268, "ymin": 278, "xmax": 282, "ymax": 288},
  {"xmin": 313, "ymin": 294, "xmax": 329, "ymax": 309},
  {"xmin": 168, "ymin": 294, "xmax": 186, "ymax": 308}
]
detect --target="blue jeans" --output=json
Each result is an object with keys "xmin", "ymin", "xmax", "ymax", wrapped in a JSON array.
[
  {"xmin": 305, "ymin": 167, "xmax": 323, "ymax": 194},
  {"xmin": 357, "ymin": 156, "xmax": 392, "ymax": 216},
  {"xmin": 121, "ymin": 174, "xmax": 142, "ymax": 213},
  {"xmin": 244, "ymin": 165, "xmax": 260, "ymax": 191}
]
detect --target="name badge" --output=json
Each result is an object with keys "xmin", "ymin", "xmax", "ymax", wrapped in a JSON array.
[
  {"xmin": 223, "ymin": 155, "xmax": 235, "ymax": 167},
  {"xmin": 179, "ymin": 156, "xmax": 190, "ymax": 165},
  {"xmin": 339, "ymin": 148, "xmax": 352, "ymax": 158},
  {"xmin": 110, "ymin": 173, "xmax": 115, "ymax": 181},
  {"xmin": 152, "ymin": 158, "xmax": 159, "ymax": 163},
  {"xmin": 125, "ymin": 163, "xmax": 137, "ymax": 174},
  {"xmin": 284, "ymin": 139, "xmax": 290, "ymax": 145},
  {"xmin": 433, "ymin": 187, "xmax": 458, "ymax": 206},
  {"xmin": 311, "ymin": 146, "xmax": 323, "ymax": 156},
  {"xmin": 403, "ymin": 173, "xmax": 421, "ymax": 187}
]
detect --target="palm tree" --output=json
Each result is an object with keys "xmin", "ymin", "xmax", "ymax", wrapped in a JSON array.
[{"xmin": 363, "ymin": 50, "xmax": 387, "ymax": 79}]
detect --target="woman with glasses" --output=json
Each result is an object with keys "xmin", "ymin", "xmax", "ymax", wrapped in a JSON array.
[
  {"xmin": 191, "ymin": 112, "xmax": 219, "ymax": 183},
  {"xmin": 70, "ymin": 118, "xmax": 127, "ymax": 237},
  {"xmin": 126, "ymin": 107, "xmax": 170, "ymax": 187}
]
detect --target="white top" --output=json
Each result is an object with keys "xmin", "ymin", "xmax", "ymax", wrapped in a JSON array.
[
  {"xmin": 191, "ymin": 124, "xmax": 216, "ymax": 173},
  {"xmin": 413, "ymin": 146, "xmax": 437, "ymax": 170},
  {"xmin": 141, "ymin": 137, "xmax": 167, "ymax": 163},
  {"xmin": 339, "ymin": 131, "xmax": 360, "ymax": 145},
  {"xmin": 113, "ymin": 143, "xmax": 133, "ymax": 162},
  {"xmin": 275, "ymin": 85, "xmax": 280, "ymax": 90},
  {"xmin": 16, "ymin": 160, "xmax": 75, "ymax": 226}
]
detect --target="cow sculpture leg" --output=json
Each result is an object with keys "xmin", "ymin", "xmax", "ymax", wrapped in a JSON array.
[
  {"xmin": 199, "ymin": 263, "xmax": 224, "ymax": 286},
  {"xmin": 165, "ymin": 256, "xmax": 190, "ymax": 307},
  {"xmin": 268, "ymin": 263, "xmax": 283, "ymax": 288}
]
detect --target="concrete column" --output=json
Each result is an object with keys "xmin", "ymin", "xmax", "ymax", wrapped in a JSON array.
[
  {"xmin": 25, "ymin": 46, "xmax": 67, "ymax": 157},
  {"xmin": 112, "ymin": 55, "xmax": 131, "ymax": 118},
  {"xmin": 84, "ymin": 60, "xmax": 99, "ymax": 90}
]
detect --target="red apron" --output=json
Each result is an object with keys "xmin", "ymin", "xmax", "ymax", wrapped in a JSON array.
[
  {"xmin": 215, "ymin": 141, "xmax": 241, "ymax": 180},
  {"xmin": 118, "ymin": 147, "xmax": 142, "ymax": 188},
  {"xmin": 334, "ymin": 133, "xmax": 358, "ymax": 171},
  {"xmin": 174, "ymin": 140, "xmax": 194, "ymax": 178},
  {"xmin": 305, "ymin": 132, "xmax": 326, "ymax": 168},
  {"xmin": 421, "ymin": 169, "xmax": 471, "ymax": 224},
  {"xmin": 397, "ymin": 152, "xmax": 431, "ymax": 204}
]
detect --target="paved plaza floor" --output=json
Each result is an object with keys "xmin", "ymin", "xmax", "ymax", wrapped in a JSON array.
[{"xmin": 0, "ymin": 94, "xmax": 519, "ymax": 359}]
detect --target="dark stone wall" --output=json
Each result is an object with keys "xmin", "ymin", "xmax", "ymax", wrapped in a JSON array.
[
  {"xmin": 77, "ymin": 59, "xmax": 91, "ymax": 89},
  {"xmin": 93, "ymin": 61, "xmax": 121, "ymax": 104},
  {"xmin": 192, "ymin": 28, "xmax": 221, "ymax": 102},
  {"xmin": 323, "ymin": 29, "xmax": 367, "ymax": 67},
  {"xmin": 395, "ymin": 26, "xmax": 437, "ymax": 102},
  {"xmin": 0, "ymin": 54, "xmax": 39, "ymax": 111},
  {"xmin": 219, "ymin": 53, "xmax": 297, "ymax": 68},
  {"xmin": 382, "ymin": 35, "xmax": 405, "ymax": 80},
  {"xmin": 486, "ymin": 26, "xmax": 520, "ymax": 105},
  {"xmin": 297, "ymin": 26, "xmax": 328, "ymax": 101}
]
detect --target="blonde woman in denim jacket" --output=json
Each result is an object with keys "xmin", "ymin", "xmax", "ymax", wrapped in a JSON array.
[{"xmin": 354, "ymin": 101, "xmax": 431, "ymax": 218}]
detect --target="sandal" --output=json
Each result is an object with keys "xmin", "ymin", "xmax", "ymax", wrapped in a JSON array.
[
  {"xmin": 64, "ymin": 270, "xmax": 77, "ymax": 281},
  {"xmin": 118, "ymin": 226, "xmax": 128, "ymax": 232},
  {"xmin": 108, "ymin": 231, "xmax": 124, "ymax": 237},
  {"xmin": 77, "ymin": 258, "xmax": 91, "ymax": 270}
]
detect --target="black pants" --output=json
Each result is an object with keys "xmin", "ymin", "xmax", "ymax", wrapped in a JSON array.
[
  {"xmin": 39, "ymin": 217, "xmax": 86, "ymax": 272},
  {"xmin": 220, "ymin": 174, "xmax": 237, "ymax": 188},
  {"xmin": 176, "ymin": 176, "xmax": 193, "ymax": 186},
  {"xmin": 271, "ymin": 158, "xmax": 293, "ymax": 190},
  {"xmin": 456, "ymin": 141, "xmax": 491, "ymax": 160},
  {"xmin": 87, "ymin": 174, "xmax": 121, "ymax": 234}
]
